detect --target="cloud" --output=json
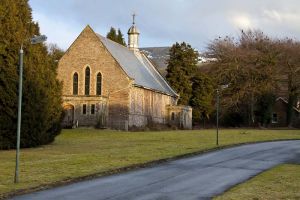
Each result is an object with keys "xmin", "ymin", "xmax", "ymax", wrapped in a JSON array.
[
  {"xmin": 32, "ymin": 11, "xmax": 82, "ymax": 49},
  {"xmin": 29, "ymin": 0, "xmax": 300, "ymax": 51},
  {"xmin": 231, "ymin": 15, "xmax": 253, "ymax": 30},
  {"xmin": 263, "ymin": 10, "xmax": 282, "ymax": 22}
]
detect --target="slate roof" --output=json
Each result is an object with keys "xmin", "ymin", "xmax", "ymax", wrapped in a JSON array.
[{"xmin": 97, "ymin": 34, "xmax": 178, "ymax": 97}]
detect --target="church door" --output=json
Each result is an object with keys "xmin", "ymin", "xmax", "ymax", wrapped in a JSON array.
[{"xmin": 63, "ymin": 104, "xmax": 74, "ymax": 128}]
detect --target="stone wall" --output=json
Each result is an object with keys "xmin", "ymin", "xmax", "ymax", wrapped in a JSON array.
[
  {"xmin": 167, "ymin": 105, "xmax": 193, "ymax": 129},
  {"xmin": 62, "ymin": 96, "xmax": 108, "ymax": 127},
  {"xmin": 57, "ymin": 26, "xmax": 131, "ymax": 127},
  {"xmin": 129, "ymin": 86, "xmax": 176, "ymax": 127}
]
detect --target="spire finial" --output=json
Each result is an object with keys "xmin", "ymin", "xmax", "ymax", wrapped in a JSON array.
[{"xmin": 132, "ymin": 13, "xmax": 136, "ymax": 24}]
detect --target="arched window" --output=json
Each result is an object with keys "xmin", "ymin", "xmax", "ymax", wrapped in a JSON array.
[
  {"xmin": 73, "ymin": 73, "xmax": 78, "ymax": 95},
  {"xmin": 85, "ymin": 67, "xmax": 90, "ymax": 95},
  {"xmin": 96, "ymin": 72, "xmax": 102, "ymax": 95}
]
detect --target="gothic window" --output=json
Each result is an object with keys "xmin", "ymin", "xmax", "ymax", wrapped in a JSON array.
[
  {"xmin": 73, "ymin": 73, "xmax": 78, "ymax": 95},
  {"xmin": 85, "ymin": 67, "xmax": 90, "ymax": 95},
  {"xmin": 96, "ymin": 72, "xmax": 102, "ymax": 95}
]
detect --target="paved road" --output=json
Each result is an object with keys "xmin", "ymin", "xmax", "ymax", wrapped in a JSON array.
[{"xmin": 11, "ymin": 140, "xmax": 300, "ymax": 200}]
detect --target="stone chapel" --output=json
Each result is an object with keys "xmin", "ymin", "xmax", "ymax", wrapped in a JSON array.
[{"xmin": 57, "ymin": 18, "xmax": 192, "ymax": 130}]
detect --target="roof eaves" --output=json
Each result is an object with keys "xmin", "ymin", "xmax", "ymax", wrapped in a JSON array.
[{"xmin": 133, "ymin": 84, "xmax": 177, "ymax": 97}]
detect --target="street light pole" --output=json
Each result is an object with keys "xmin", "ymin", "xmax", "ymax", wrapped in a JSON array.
[
  {"xmin": 14, "ymin": 35, "xmax": 47, "ymax": 184},
  {"xmin": 215, "ymin": 84, "xmax": 229, "ymax": 146},
  {"xmin": 216, "ymin": 89, "xmax": 219, "ymax": 146},
  {"xmin": 14, "ymin": 45, "xmax": 23, "ymax": 183}
]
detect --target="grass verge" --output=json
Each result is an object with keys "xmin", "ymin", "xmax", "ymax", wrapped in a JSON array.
[
  {"xmin": 0, "ymin": 129, "xmax": 300, "ymax": 198},
  {"xmin": 214, "ymin": 164, "xmax": 300, "ymax": 200}
]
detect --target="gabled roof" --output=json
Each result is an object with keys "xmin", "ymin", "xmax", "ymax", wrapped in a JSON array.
[
  {"xmin": 97, "ymin": 34, "xmax": 178, "ymax": 97},
  {"xmin": 276, "ymin": 97, "xmax": 300, "ymax": 113}
]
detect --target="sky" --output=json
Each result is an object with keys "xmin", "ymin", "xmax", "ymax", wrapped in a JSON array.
[{"xmin": 29, "ymin": 0, "xmax": 300, "ymax": 51}]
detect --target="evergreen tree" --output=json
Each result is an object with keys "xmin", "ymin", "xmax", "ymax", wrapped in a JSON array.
[
  {"xmin": 0, "ymin": 0, "xmax": 63, "ymax": 149},
  {"xmin": 106, "ymin": 27, "xmax": 117, "ymax": 41},
  {"xmin": 166, "ymin": 42, "xmax": 198, "ymax": 105},
  {"xmin": 117, "ymin": 29, "xmax": 126, "ymax": 46},
  {"xmin": 190, "ymin": 72, "xmax": 214, "ymax": 127},
  {"xmin": 106, "ymin": 27, "xmax": 126, "ymax": 46}
]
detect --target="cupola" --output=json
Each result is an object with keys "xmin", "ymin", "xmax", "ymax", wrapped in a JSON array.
[{"xmin": 128, "ymin": 14, "xmax": 140, "ymax": 51}]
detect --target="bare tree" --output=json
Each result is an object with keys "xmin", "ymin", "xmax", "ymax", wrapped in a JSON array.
[{"xmin": 206, "ymin": 30, "xmax": 280, "ymax": 126}]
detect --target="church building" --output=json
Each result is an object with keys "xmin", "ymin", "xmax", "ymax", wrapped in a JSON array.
[{"xmin": 57, "ymin": 18, "xmax": 192, "ymax": 130}]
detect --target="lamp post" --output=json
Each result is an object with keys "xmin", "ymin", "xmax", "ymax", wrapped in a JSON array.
[
  {"xmin": 14, "ymin": 35, "xmax": 47, "ymax": 184},
  {"xmin": 216, "ymin": 84, "xmax": 229, "ymax": 146},
  {"xmin": 216, "ymin": 88, "xmax": 220, "ymax": 146}
]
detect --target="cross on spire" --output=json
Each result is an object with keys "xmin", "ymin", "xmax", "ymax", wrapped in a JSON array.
[{"xmin": 132, "ymin": 13, "xmax": 136, "ymax": 24}]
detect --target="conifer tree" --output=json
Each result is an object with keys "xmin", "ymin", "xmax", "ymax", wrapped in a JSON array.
[
  {"xmin": 106, "ymin": 27, "xmax": 126, "ymax": 46},
  {"xmin": 166, "ymin": 42, "xmax": 198, "ymax": 105},
  {"xmin": 0, "ymin": 0, "xmax": 62, "ymax": 149},
  {"xmin": 190, "ymin": 72, "xmax": 214, "ymax": 126},
  {"xmin": 117, "ymin": 29, "xmax": 126, "ymax": 46},
  {"xmin": 106, "ymin": 27, "xmax": 117, "ymax": 41}
]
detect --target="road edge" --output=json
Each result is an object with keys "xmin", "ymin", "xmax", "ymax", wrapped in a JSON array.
[{"xmin": 2, "ymin": 139, "xmax": 300, "ymax": 199}]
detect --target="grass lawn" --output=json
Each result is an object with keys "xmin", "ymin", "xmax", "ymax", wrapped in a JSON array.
[
  {"xmin": 0, "ymin": 129, "xmax": 299, "ymax": 198},
  {"xmin": 214, "ymin": 164, "xmax": 300, "ymax": 199}
]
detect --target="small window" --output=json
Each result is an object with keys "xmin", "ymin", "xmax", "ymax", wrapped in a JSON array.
[
  {"xmin": 272, "ymin": 113, "xmax": 278, "ymax": 123},
  {"xmin": 91, "ymin": 104, "xmax": 95, "ymax": 115},
  {"xmin": 83, "ymin": 104, "xmax": 87, "ymax": 115},
  {"xmin": 73, "ymin": 73, "xmax": 78, "ymax": 95},
  {"xmin": 96, "ymin": 73, "xmax": 102, "ymax": 95},
  {"xmin": 171, "ymin": 112, "xmax": 175, "ymax": 121},
  {"xmin": 85, "ymin": 67, "xmax": 90, "ymax": 95}
]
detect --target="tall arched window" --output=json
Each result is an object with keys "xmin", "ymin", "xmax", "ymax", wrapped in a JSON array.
[
  {"xmin": 85, "ymin": 67, "xmax": 90, "ymax": 95},
  {"xmin": 96, "ymin": 72, "xmax": 102, "ymax": 95},
  {"xmin": 73, "ymin": 73, "xmax": 78, "ymax": 95}
]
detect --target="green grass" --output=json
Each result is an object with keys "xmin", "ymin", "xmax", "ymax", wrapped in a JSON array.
[
  {"xmin": 214, "ymin": 164, "xmax": 300, "ymax": 200},
  {"xmin": 0, "ymin": 129, "xmax": 299, "ymax": 197}
]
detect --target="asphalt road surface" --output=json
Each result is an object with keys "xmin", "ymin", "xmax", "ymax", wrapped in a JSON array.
[{"xmin": 11, "ymin": 140, "xmax": 300, "ymax": 200}]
